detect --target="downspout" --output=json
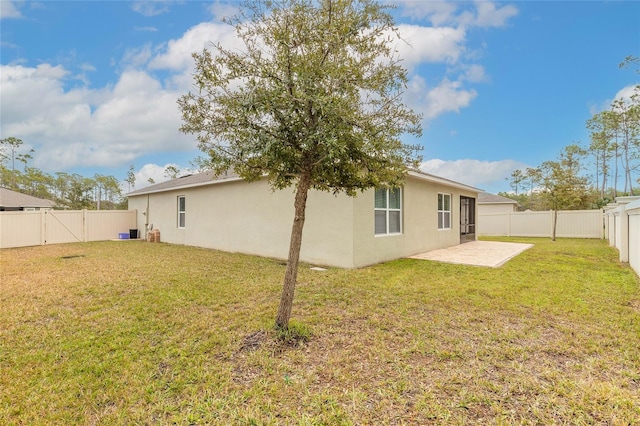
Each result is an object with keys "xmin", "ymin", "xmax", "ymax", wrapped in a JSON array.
[{"xmin": 145, "ymin": 194, "xmax": 150, "ymax": 240}]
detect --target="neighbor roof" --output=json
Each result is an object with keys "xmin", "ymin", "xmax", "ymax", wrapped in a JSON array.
[
  {"xmin": 0, "ymin": 187, "xmax": 56, "ymax": 208},
  {"xmin": 127, "ymin": 169, "xmax": 481, "ymax": 197},
  {"xmin": 478, "ymin": 192, "xmax": 518, "ymax": 204}
]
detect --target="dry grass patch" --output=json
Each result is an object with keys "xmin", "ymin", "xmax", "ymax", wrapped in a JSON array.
[{"xmin": 1, "ymin": 238, "xmax": 639, "ymax": 424}]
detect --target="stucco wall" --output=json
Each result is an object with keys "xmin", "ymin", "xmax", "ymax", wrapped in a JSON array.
[
  {"xmin": 129, "ymin": 179, "xmax": 356, "ymax": 268},
  {"xmin": 351, "ymin": 176, "xmax": 477, "ymax": 268},
  {"xmin": 478, "ymin": 203, "xmax": 516, "ymax": 215},
  {"xmin": 129, "ymin": 175, "xmax": 478, "ymax": 268}
]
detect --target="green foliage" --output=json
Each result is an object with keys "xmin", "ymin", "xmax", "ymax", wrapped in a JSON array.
[
  {"xmin": 0, "ymin": 136, "xmax": 23, "ymax": 169},
  {"xmin": 125, "ymin": 165, "xmax": 136, "ymax": 192},
  {"xmin": 507, "ymin": 169, "xmax": 524, "ymax": 195},
  {"xmin": 538, "ymin": 144, "xmax": 594, "ymax": 211},
  {"xmin": 586, "ymin": 110, "xmax": 618, "ymax": 199},
  {"xmin": 610, "ymin": 90, "xmax": 640, "ymax": 195},
  {"xmin": 0, "ymin": 136, "xmax": 25, "ymax": 187},
  {"xmin": 585, "ymin": 64, "xmax": 640, "ymax": 200},
  {"xmin": 275, "ymin": 319, "xmax": 312, "ymax": 345},
  {"xmin": 619, "ymin": 54, "xmax": 640, "ymax": 73},
  {"xmin": 163, "ymin": 165, "xmax": 180, "ymax": 179},
  {"xmin": 504, "ymin": 147, "xmax": 597, "ymax": 213},
  {"xmin": 178, "ymin": 0, "xmax": 422, "ymax": 194},
  {"xmin": 525, "ymin": 145, "xmax": 596, "ymax": 240}
]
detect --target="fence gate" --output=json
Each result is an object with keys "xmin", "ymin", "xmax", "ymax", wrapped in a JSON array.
[
  {"xmin": 44, "ymin": 210, "xmax": 85, "ymax": 245},
  {"xmin": 0, "ymin": 210, "xmax": 137, "ymax": 249}
]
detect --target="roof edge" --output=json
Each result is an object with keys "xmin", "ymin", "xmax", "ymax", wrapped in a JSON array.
[
  {"xmin": 407, "ymin": 170, "xmax": 483, "ymax": 193},
  {"xmin": 127, "ymin": 175, "xmax": 244, "ymax": 197},
  {"xmin": 128, "ymin": 169, "xmax": 482, "ymax": 197}
]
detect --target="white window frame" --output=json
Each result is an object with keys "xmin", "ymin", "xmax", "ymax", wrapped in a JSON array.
[
  {"xmin": 374, "ymin": 187, "xmax": 402, "ymax": 236},
  {"xmin": 177, "ymin": 196, "xmax": 186, "ymax": 229},
  {"xmin": 438, "ymin": 193, "xmax": 451, "ymax": 230}
]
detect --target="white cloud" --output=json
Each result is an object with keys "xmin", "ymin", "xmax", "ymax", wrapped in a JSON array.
[
  {"xmin": 134, "ymin": 163, "xmax": 171, "ymax": 188},
  {"xmin": 147, "ymin": 21, "xmax": 245, "ymax": 91},
  {"xmin": 1, "ymin": 64, "xmax": 75, "ymax": 126},
  {"xmin": 0, "ymin": 64, "xmax": 195, "ymax": 171},
  {"xmin": 613, "ymin": 84, "xmax": 639, "ymax": 104},
  {"xmin": 462, "ymin": 64, "xmax": 487, "ymax": 83},
  {"xmin": 131, "ymin": 1, "xmax": 171, "ymax": 17},
  {"xmin": 149, "ymin": 22, "xmax": 239, "ymax": 73},
  {"xmin": 397, "ymin": 1, "xmax": 518, "ymax": 29},
  {"xmin": 135, "ymin": 26, "xmax": 158, "ymax": 33},
  {"xmin": 397, "ymin": 1, "xmax": 458, "ymax": 27},
  {"xmin": 0, "ymin": 19, "xmax": 239, "ymax": 173},
  {"xmin": 120, "ymin": 44, "xmax": 155, "ymax": 70},
  {"xmin": 0, "ymin": 3, "xmax": 518, "ymax": 174},
  {"xmin": 1, "ymin": 40, "xmax": 20, "ymax": 50},
  {"xmin": 420, "ymin": 158, "xmax": 527, "ymax": 190},
  {"xmin": 405, "ymin": 75, "xmax": 477, "ymax": 120},
  {"xmin": 80, "ymin": 63, "xmax": 96, "ymax": 72},
  {"xmin": 589, "ymin": 84, "xmax": 639, "ymax": 115},
  {"xmin": 128, "ymin": 162, "xmax": 197, "ymax": 191},
  {"xmin": 208, "ymin": 1, "xmax": 240, "ymax": 21},
  {"xmin": 0, "ymin": 0, "xmax": 22, "ymax": 19},
  {"xmin": 394, "ymin": 24, "xmax": 466, "ymax": 67},
  {"xmin": 424, "ymin": 79, "xmax": 477, "ymax": 118},
  {"xmin": 465, "ymin": 1, "xmax": 518, "ymax": 28}
]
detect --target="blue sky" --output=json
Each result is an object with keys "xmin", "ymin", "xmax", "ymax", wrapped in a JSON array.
[{"xmin": 1, "ymin": 1, "xmax": 638, "ymax": 194}]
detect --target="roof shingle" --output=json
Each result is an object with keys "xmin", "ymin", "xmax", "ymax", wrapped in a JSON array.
[{"xmin": 478, "ymin": 192, "xmax": 518, "ymax": 204}]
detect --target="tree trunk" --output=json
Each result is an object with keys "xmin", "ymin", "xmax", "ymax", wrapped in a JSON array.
[
  {"xmin": 551, "ymin": 209, "xmax": 558, "ymax": 242},
  {"xmin": 613, "ymin": 145, "xmax": 619, "ymax": 198},
  {"xmin": 600, "ymin": 154, "xmax": 607, "ymax": 200},
  {"xmin": 275, "ymin": 172, "xmax": 312, "ymax": 330}
]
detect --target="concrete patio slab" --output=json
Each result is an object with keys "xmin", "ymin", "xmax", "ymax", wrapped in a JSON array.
[{"xmin": 409, "ymin": 241, "xmax": 534, "ymax": 268}]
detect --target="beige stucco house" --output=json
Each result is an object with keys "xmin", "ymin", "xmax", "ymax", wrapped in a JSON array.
[
  {"xmin": 478, "ymin": 192, "xmax": 518, "ymax": 215},
  {"xmin": 0, "ymin": 188, "xmax": 56, "ymax": 211},
  {"xmin": 127, "ymin": 170, "xmax": 480, "ymax": 268}
]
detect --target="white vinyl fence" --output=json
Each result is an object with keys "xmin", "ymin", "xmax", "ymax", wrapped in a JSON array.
[
  {"xmin": 0, "ymin": 210, "xmax": 137, "ymax": 249},
  {"xmin": 604, "ymin": 197, "xmax": 640, "ymax": 277},
  {"xmin": 479, "ymin": 210, "xmax": 604, "ymax": 239}
]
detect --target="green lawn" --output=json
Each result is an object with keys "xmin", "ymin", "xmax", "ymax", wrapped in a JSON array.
[{"xmin": 1, "ymin": 238, "xmax": 639, "ymax": 425}]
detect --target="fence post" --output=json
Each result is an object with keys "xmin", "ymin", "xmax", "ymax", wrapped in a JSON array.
[
  {"xmin": 507, "ymin": 210, "xmax": 511, "ymax": 237},
  {"xmin": 82, "ymin": 209, "xmax": 88, "ymax": 242},
  {"xmin": 41, "ymin": 209, "xmax": 46, "ymax": 246},
  {"xmin": 619, "ymin": 206, "xmax": 629, "ymax": 262}
]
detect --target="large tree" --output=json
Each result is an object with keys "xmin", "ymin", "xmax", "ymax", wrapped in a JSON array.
[
  {"xmin": 125, "ymin": 165, "xmax": 136, "ymax": 193},
  {"xmin": 538, "ymin": 145, "xmax": 593, "ymax": 241},
  {"xmin": 507, "ymin": 169, "xmax": 524, "ymax": 195},
  {"xmin": 179, "ymin": 0, "xmax": 422, "ymax": 329},
  {"xmin": 610, "ymin": 89, "xmax": 640, "ymax": 195},
  {"xmin": 0, "ymin": 137, "xmax": 25, "ymax": 189},
  {"xmin": 586, "ymin": 110, "xmax": 616, "ymax": 199}
]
